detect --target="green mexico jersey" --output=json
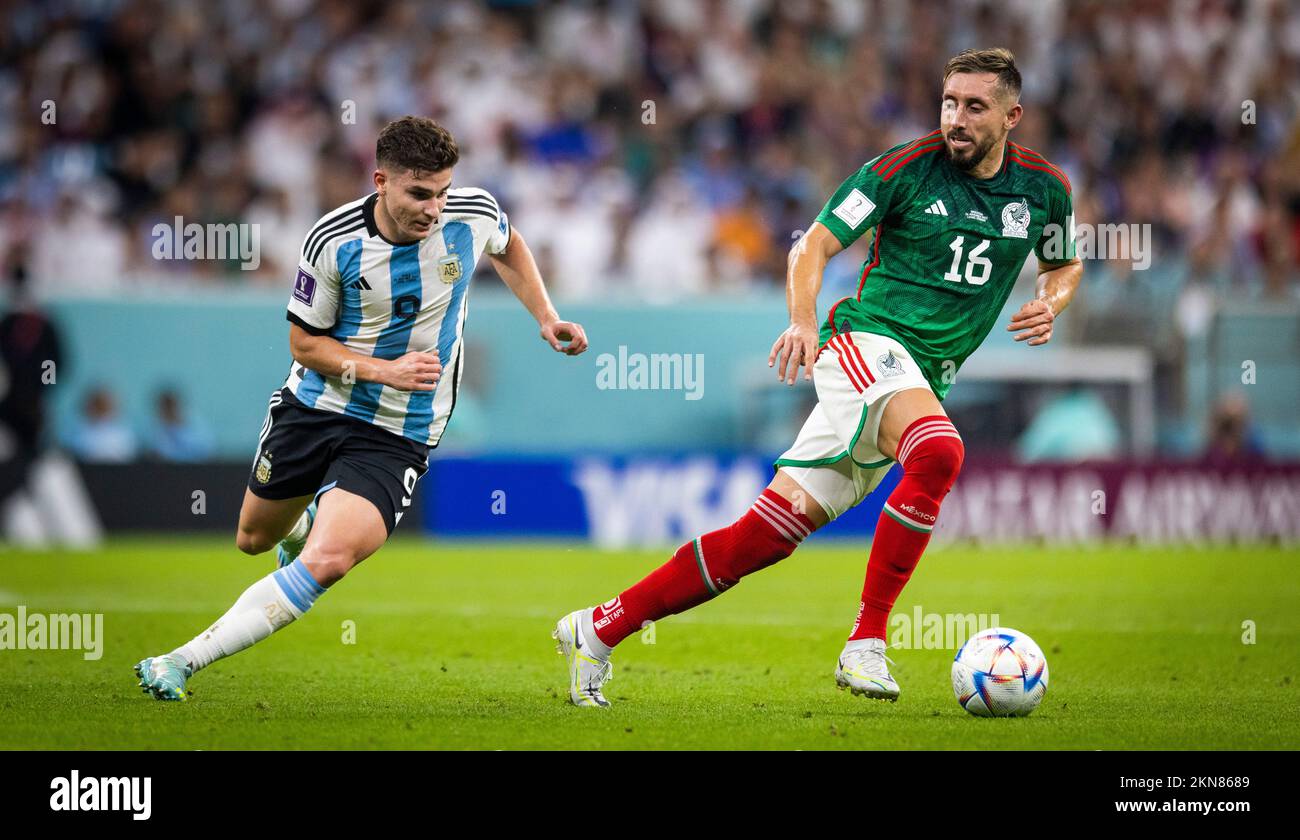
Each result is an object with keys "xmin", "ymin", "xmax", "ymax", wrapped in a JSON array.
[{"xmin": 815, "ymin": 130, "xmax": 1075, "ymax": 400}]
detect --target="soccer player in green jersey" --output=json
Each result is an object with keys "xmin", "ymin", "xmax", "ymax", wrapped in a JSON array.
[{"xmin": 554, "ymin": 48, "xmax": 1083, "ymax": 707}]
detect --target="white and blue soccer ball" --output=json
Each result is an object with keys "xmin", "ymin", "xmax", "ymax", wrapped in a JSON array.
[{"xmin": 952, "ymin": 627, "xmax": 1049, "ymax": 717}]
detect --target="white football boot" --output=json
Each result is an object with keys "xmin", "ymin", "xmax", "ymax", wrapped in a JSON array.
[
  {"xmin": 834, "ymin": 637, "xmax": 900, "ymax": 701},
  {"xmin": 552, "ymin": 609, "xmax": 613, "ymax": 708}
]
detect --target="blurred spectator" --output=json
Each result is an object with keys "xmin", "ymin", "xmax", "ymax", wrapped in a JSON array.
[
  {"xmin": 713, "ymin": 185, "xmax": 779, "ymax": 287},
  {"xmin": 3, "ymin": 0, "xmax": 1299, "ymax": 460},
  {"xmin": 147, "ymin": 387, "xmax": 215, "ymax": 462},
  {"xmin": 0, "ymin": 261, "xmax": 64, "ymax": 504},
  {"xmin": 1203, "ymin": 392, "xmax": 1267, "ymax": 465},
  {"xmin": 1016, "ymin": 387, "xmax": 1123, "ymax": 463},
  {"xmin": 30, "ymin": 188, "xmax": 128, "ymax": 293},
  {"xmin": 0, "ymin": 0, "xmax": 1290, "ymax": 304},
  {"xmin": 627, "ymin": 172, "xmax": 715, "ymax": 301},
  {"xmin": 64, "ymin": 387, "xmax": 137, "ymax": 463}
]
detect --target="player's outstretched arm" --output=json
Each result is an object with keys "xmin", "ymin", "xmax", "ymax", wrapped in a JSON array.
[
  {"xmin": 1006, "ymin": 257, "xmax": 1083, "ymax": 347},
  {"xmin": 769, "ymin": 221, "xmax": 844, "ymax": 384},
  {"xmin": 488, "ymin": 228, "xmax": 588, "ymax": 356},
  {"xmin": 289, "ymin": 324, "xmax": 441, "ymax": 391}
]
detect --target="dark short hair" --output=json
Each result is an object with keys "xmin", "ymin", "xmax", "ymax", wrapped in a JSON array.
[
  {"xmin": 943, "ymin": 48, "xmax": 1021, "ymax": 101},
  {"xmin": 376, "ymin": 116, "xmax": 459, "ymax": 175}
]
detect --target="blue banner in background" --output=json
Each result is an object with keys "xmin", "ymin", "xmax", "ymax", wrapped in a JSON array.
[{"xmin": 423, "ymin": 454, "xmax": 901, "ymax": 546}]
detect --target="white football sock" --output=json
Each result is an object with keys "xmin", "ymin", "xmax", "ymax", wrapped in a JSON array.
[
  {"xmin": 174, "ymin": 559, "xmax": 326, "ymax": 672},
  {"xmin": 285, "ymin": 509, "xmax": 312, "ymax": 544}
]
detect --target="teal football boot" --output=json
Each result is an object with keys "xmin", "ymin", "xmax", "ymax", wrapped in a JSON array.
[{"xmin": 134, "ymin": 654, "xmax": 193, "ymax": 702}]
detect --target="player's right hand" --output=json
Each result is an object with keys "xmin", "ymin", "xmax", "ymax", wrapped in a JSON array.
[
  {"xmin": 768, "ymin": 321, "xmax": 820, "ymax": 385},
  {"xmin": 385, "ymin": 350, "xmax": 441, "ymax": 391}
]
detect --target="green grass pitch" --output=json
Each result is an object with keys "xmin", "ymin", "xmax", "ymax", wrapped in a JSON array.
[{"xmin": 1, "ymin": 537, "xmax": 1296, "ymax": 749}]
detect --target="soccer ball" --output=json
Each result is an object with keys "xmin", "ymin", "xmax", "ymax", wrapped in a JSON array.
[{"xmin": 952, "ymin": 627, "xmax": 1049, "ymax": 717}]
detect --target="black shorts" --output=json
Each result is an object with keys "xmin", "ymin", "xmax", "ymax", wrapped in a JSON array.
[{"xmin": 247, "ymin": 388, "xmax": 429, "ymax": 535}]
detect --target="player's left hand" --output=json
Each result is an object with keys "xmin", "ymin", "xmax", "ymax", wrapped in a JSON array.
[
  {"xmin": 541, "ymin": 319, "xmax": 588, "ymax": 355},
  {"xmin": 1007, "ymin": 299, "xmax": 1055, "ymax": 346}
]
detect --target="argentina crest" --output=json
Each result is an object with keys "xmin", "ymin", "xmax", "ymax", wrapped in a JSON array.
[
  {"xmin": 438, "ymin": 254, "xmax": 463, "ymax": 284},
  {"xmin": 254, "ymin": 450, "xmax": 272, "ymax": 484}
]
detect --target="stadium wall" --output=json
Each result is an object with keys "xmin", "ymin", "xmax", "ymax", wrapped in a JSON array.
[
  {"xmin": 50, "ymin": 456, "xmax": 1300, "ymax": 547},
  {"xmin": 421, "ymin": 455, "xmax": 1299, "ymax": 546},
  {"xmin": 41, "ymin": 292, "xmax": 1300, "ymax": 461},
  {"xmin": 40, "ymin": 289, "xmax": 1040, "ymax": 457}
]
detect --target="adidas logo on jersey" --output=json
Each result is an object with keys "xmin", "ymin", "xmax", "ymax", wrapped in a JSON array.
[
  {"xmin": 343, "ymin": 275, "xmax": 373, "ymax": 291},
  {"xmin": 923, "ymin": 200, "xmax": 948, "ymax": 216}
]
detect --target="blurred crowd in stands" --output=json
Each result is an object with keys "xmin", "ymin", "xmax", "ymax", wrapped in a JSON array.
[
  {"xmin": 1, "ymin": 0, "xmax": 1297, "ymax": 465},
  {"xmin": 0, "ymin": 0, "xmax": 1295, "ymax": 307}
]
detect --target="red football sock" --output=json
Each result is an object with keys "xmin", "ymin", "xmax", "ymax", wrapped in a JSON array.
[
  {"xmin": 849, "ymin": 415, "xmax": 964, "ymax": 641},
  {"xmin": 591, "ymin": 488, "xmax": 817, "ymax": 648}
]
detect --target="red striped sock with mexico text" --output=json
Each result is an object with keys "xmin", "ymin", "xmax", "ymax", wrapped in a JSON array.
[
  {"xmin": 591, "ymin": 489, "xmax": 818, "ymax": 648},
  {"xmin": 849, "ymin": 414, "xmax": 965, "ymax": 641}
]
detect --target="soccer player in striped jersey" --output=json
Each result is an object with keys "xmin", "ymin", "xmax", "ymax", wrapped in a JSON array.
[
  {"xmin": 135, "ymin": 116, "xmax": 588, "ymax": 701},
  {"xmin": 555, "ymin": 48, "xmax": 1082, "ymax": 707}
]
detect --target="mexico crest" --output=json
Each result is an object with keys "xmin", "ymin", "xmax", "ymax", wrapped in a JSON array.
[
  {"xmin": 1001, "ymin": 199, "xmax": 1031, "ymax": 239},
  {"xmin": 438, "ymin": 254, "xmax": 463, "ymax": 284},
  {"xmin": 877, "ymin": 349, "xmax": 905, "ymax": 378},
  {"xmin": 255, "ymin": 451, "xmax": 272, "ymax": 484}
]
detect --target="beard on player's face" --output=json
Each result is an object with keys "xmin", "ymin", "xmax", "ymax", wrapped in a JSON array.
[{"xmin": 944, "ymin": 125, "xmax": 1002, "ymax": 172}]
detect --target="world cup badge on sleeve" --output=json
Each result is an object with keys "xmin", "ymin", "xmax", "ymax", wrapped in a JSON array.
[
  {"xmin": 293, "ymin": 269, "xmax": 316, "ymax": 304},
  {"xmin": 438, "ymin": 255, "xmax": 462, "ymax": 284}
]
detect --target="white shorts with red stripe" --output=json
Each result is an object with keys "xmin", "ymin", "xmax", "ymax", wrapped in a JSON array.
[{"xmin": 775, "ymin": 330, "xmax": 934, "ymax": 520}]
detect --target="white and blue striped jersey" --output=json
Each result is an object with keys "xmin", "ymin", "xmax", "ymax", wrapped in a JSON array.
[{"xmin": 283, "ymin": 188, "xmax": 510, "ymax": 446}]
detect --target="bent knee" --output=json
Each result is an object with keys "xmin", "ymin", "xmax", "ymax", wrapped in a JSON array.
[
  {"xmin": 925, "ymin": 434, "xmax": 965, "ymax": 478},
  {"xmin": 901, "ymin": 427, "xmax": 965, "ymax": 494},
  {"xmin": 299, "ymin": 544, "xmax": 361, "ymax": 586},
  {"xmin": 235, "ymin": 527, "xmax": 276, "ymax": 556}
]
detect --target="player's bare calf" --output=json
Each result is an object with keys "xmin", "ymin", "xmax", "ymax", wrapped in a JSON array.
[{"xmin": 235, "ymin": 487, "xmax": 313, "ymax": 556}]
